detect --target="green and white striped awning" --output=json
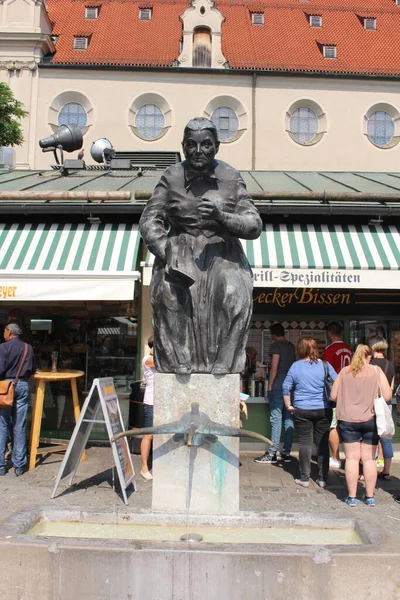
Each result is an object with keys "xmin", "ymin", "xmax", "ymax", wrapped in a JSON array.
[
  {"xmin": 0, "ymin": 223, "xmax": 140, "ymax": 301},
  {"xmin": 142, "ymin": 224, "xmax": 400, "ymax": 289}
]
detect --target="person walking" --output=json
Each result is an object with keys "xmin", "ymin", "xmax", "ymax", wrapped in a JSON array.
[
  {"xmin": 0, "ymin": 323, "xmax": 36, "ymax": 476},
  {"xmin": 140, "ymin": 336, "xmax": 156, "ymax": 481},
  {"xmin": 283, "ymin": 338, "xmax": 336, "ymax": 488},
  {"xmin": 254, "ymin": 323, "xmax": 296, "ymax": 464},
  {"xmin": 369, "ymin": 335, "xmax": 396, "ymax": 481},
  {"xmin": 322, "ymin": 322, "xmax": 352, "ymax": 470},
  {"xmin": 330, "ymin": 344, "xmax": 392, "ymax": 506}
]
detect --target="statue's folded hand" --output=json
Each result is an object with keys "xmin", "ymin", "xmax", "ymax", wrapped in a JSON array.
[{"xmin": 197, "ymin": 197, "xmax": 222, "ymax": 220}]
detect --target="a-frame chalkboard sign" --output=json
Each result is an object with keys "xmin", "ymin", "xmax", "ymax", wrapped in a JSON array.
[{"xmin": 51, "ymin": 377, "xmax": 137, "ymax": 505}]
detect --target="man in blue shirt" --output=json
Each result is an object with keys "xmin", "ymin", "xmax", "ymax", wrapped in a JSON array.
[{"xmin": 0, "ymin": 322, "xmax": 36, "ymax": 476}]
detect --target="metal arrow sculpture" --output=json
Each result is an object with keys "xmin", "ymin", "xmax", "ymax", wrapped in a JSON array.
[{"xmin": 112, "ymin": 402, "xmax": 272, "ymax": 448}]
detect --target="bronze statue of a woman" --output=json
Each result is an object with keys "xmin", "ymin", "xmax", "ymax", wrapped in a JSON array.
[{"xmin": 139, "ymin": 117, "xmax": 262, "ymax": 375}]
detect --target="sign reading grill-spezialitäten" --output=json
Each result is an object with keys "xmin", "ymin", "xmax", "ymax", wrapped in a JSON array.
[{"xmin": 251, "ymin": 268, "xmax": 399, "ymax": 289}]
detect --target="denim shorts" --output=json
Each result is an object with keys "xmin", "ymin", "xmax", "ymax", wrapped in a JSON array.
[
  {"xmin": 143, "ymin": 404, "xmax": 153, "ymax": 428},
  {"xmin": 338, "ymin": 417, "xmax": 378, "ymax": 445}
]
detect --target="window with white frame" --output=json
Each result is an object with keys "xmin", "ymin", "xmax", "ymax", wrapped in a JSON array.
[
  {"xmin": 211, "ymin": 107, "xmax": 239, "ymax": 141},
  {"xmin": 286, "ymin": 100, "xmax": 327, "ymax": 146},
  {"xmin": 323, "ymin": 45, "xmax": 337, "ymax": 59},
  {"xmin": 310, "ymin": 15, "xmax": 322, "ymax": 27},
  {"xmin": 49, "ymin": 92, "xmax": 93, "ymax": 135},
  {"xmin": 289, "ymin": 107, "xmax": 318, "ymax": 145},
  {"xmin": 364, "ymin": 17, "xmax": 376, "ymax": 30},
  {"xmin": 85, "ymin": 7, "xmax": 98, "ymax": 19},
  {"xmin": 58, "ymin": 102, "xmax": 88, "ymax": 131},
  {"xmin": 139, "ymin": 8, "xmax": 152, "ymax": 20},
  {"xmin": 367, "ymin": 111, "xmax": 395, "ymax": 147},
  {"xmin": 129, "ymin": 93, "xmax": 171, "ymax": 140},
  {"xmin": 204, "ymin": 96, "xmax": 247, "ymax": 143},
  {"xmin": 135, "ymin": 104, "xmax": 164, "ymax": 140},
  {"xmin": 251, "ymin": 12, "xmax": 264, "ymax": 25},
  {"xmin": 193, "ymin": 28, "xmax": 212, "ymax": 67},
  {"xmin": 74, "ymin": 37, "xmax": 89, "ymax": 50}
]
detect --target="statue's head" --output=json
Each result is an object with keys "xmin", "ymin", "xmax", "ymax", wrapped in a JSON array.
[{"xmin": 182, "ymin": 117, "xmax": 220, "ymax": 170}]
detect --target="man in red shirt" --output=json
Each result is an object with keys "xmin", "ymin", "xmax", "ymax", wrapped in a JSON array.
[{"xmin": 322, "ymin": 322, "xmax": 352, "ymax": 469}]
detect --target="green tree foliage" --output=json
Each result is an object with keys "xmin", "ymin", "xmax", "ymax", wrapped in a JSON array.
[{"xmin": 0, "ymin": 83, "xmax": 28, "ymax": 147}]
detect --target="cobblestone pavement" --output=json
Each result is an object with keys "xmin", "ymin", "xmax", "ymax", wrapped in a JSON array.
[{"xmin": 0, "ymin": 447, "xmax": 399, "ymax": 541}]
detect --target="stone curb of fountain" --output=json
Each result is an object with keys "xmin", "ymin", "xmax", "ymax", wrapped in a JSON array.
[{"xmin": 0, "ymin": 447, "xmax": 399, "ymax": 546}]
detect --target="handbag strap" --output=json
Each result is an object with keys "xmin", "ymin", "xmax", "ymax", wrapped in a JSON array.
[
  {"xmin": 372, "ymin": 365, "xmax": 382, "ymax": 397},
  {"xmin": 13, "ymin": 343, "xmax": 28, "ymax": 386},
  {"xmin": 323, "ymin": 360, "xmax": 329, "ymax": 379}
]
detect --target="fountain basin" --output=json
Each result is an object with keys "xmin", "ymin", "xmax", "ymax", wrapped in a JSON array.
[
  {"xmin": 0, "ymin": 506, "xmax": 398, "ymax": 600},
  {"xmin": 28, "ymin": 517, "xmax": 364, "ymax": 545}
]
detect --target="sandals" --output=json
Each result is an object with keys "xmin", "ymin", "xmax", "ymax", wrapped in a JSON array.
[
  {"xmin": 140, "ymin": 470, "xmax": 153, "ymax": 481},
  {"xmin": 378, "ymin": 472, "xmax": 391, "ymax": 481}
]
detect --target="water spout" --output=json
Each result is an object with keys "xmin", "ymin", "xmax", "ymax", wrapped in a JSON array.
[
  {"xmin": 112, "ymin": 402, "xmax": 272, "ymax": 448},
  {"xmin": 187, "ymin": 425, "xmax": 196, "ymax": 447}
]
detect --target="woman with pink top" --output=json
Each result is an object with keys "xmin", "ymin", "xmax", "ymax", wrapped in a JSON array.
[{"xmin": 330, "ymin": 344, "xmax": 392, "ymax": 507}]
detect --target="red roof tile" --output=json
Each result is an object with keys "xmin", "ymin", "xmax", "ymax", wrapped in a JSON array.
[{"xmin": 46, "ymin": 0, "xmax": 400, "ymax": 75}]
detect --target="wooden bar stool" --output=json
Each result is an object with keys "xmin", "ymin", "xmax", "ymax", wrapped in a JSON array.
[{"xmin": 29, "ymin": 369, "xmax": 86, "ymax": 471}]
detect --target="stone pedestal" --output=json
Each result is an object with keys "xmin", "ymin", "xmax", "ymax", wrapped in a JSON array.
[{"xmin": 152, "ymin": 373, "xmax": 240, "ymax": 514}]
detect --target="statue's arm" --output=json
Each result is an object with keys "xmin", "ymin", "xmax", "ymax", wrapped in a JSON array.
[
  {"xmin": 217, "ymin": 175, "xmax": 262, "ymax": 240},
  {"xmin": 198, "ymin": 174, "xmax": 262, "ymax": 240},
  {"xmin": 139, "ymin": 175, "xmax": 169, "ymax": 261},
  {"xmin": 222, "ymin": 175, "xmax": 262, "ymax": 239}
]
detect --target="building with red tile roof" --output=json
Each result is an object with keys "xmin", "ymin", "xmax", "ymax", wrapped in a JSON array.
[
  {"xmin": 2, "ymin": 1, "xmax": 400, "ymax": 401},
  {"xmin": 45, "ymin": 0, "xmax": 400, "ymax": 76},
  {"xmin": 2, "ymin": 0, "xmax": 400, "ymax": 172}
]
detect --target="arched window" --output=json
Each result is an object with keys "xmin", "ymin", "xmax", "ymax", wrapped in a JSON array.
[
  {"xmin": 135, "ymin": 105, "xmax": 164, "ymax": 140},
  {"xmin": 58, "ymin": 102, "xmax": 87, "ymax": 131},
  {"xmin": 289, "ymin": 107, "xmax": 318, "ymax": 145},
  {"xmin": 129, "ymin": 94, "xmax": 171, "ymax": 141},
  {"xmin": 193, "ymin": 28, "xmax": 211, "ymax": 68},
  {"xmin": 211, "ymin": 106, "xmax": 238, "ymax": 141},
  {"xmin": 286, "ymin": 100, "xmax": 327, "ymax": 146},
  {"xmin": 367, "ymin": 111, "xmax": 395, "ymax": 147}
]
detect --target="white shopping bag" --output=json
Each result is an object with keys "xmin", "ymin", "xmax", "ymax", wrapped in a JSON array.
[{"xmin": 373, "ymin": 395, "xmax": 395, "ymax": 439}]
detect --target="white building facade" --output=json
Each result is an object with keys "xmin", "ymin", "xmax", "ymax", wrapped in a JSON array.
[{"xmin": 1, "ymin": 0, "xmax": 400, "ymax": 171}]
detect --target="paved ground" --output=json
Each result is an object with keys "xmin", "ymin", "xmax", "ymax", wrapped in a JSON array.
[{"xmin": 1, "ymin": 445, "xmax": 400, "ymax": 540}]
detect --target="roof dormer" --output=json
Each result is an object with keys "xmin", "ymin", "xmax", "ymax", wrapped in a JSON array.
[
  {"xmin": 139, "ymin": 8, "xmax": 152, "ymax": 21},
  {"xmin": 178, "ymin": 0, "xmax": 227, "ymax": 68},
  {"xmin": 364, "ymin": 17, "xmax": 376, "ymax": 30},
  {"xmin": 309, "ymin": 15, "xmax": 322, "ymax": 28},
  {"xmin": 251, "ymin": 12, "xmax": 264, "ymax": 25}
]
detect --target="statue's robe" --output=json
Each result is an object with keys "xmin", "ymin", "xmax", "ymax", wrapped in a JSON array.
[{"xmin": 139, "ymin": 159, "xmax": 262, "ymax": 374}]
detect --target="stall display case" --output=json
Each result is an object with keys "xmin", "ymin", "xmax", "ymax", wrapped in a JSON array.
[{"xmin": 30, "ymin": 315, "xmax": 138, "ymax": 439}]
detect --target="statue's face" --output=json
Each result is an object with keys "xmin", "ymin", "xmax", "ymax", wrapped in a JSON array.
[{"xmin": 182, "ymin": 130, "xmax": 219, "ymax": 170}]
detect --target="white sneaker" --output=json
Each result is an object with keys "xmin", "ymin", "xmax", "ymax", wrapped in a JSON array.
[
  {"xmin": 294, "ymin": 478, "xmax": 310, "ymax": 488},
  {"xmin": 329, "ymin": 458, "xmax": 341, "ymax": 469},
  {"xmin": 140, "ymin": 470, "xmax": 153, "ymax": 481}
]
